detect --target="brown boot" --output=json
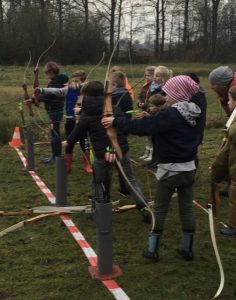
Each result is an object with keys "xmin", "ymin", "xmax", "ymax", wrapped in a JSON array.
[{"xmin": 82, "ymin": 151, "xmax": 93, "ymax": 174}]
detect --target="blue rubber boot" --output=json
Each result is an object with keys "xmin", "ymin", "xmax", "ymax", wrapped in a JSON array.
[
  {"xmin": 179, "ymin": 232, "xmax": 194, "ymax": 261},
  {"xmin": 142, "ymin": 232, "xmax": 161, "ymax": 262},
  {"xmin": 220, "ymin": 227, "xmax": 236, "ymax": 236}
]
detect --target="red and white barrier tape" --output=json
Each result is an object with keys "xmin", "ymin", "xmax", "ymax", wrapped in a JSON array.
[{"xmin": 14, "ymin": 147, "xmax": 130, "ymax": 300}]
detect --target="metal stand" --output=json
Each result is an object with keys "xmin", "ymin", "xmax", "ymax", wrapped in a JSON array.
[
  {"xmin": 55, "ymin": 156, "xmax": 67, "ymax": 206},
  {"xmin": 26, "ymin": 128, "xmax": 35, "ymax": 171},
  {"xmin": 88, "ymin": 202, "xmax": 121, "ymax": 280}
]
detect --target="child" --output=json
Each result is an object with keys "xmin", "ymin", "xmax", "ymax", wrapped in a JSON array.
[
  {"xmin": 138, "ymin": 66, "xmax": 156, "ymax": 111},
  {"xmin": 102, "ymin": 75, "xmax": 205, "ymax": 262},
  {"xmin": 110, "ymin": 71, "xmax": 133, "ymax": 116},
  {"xmin": 138, "ymin": 94, "xmax": 167, "ymax": 169},
  {"xmin": 65, "ymin": 80, "xmax": 150, "ymax": 222},
  {"xmin": 138, "ymin": 66, "xmax": 156, "ymax": 161},
  {"xmin": 141, "ymin": 65, "xmax": 173, "ymax": 165},
  {"xmin": 64, "ymin": 71, "xmax": 91, "ymax": 173},
  {"xmin": 150, "ymin": 65, "xmax": 173, "ymax": 96},
  {"xmin": 110, "ymin": 71, "xmax": 148, "ymax": 202},
  {"xmin": 35, "ymin": 70, "xmax": 93, "ymax": 173},
  {"xmin": 111, "ymin": 66, "xmax": 135, "ymax": 100},
  {"xmin": 211, "ymin": 85, "xmax": 236, "ymax": 236},
  {"xmin": 40, "ymin": 61, "xmax": 69, "ymax": 164}
]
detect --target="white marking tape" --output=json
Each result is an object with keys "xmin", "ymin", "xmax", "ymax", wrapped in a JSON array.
[{"xmin": 14, "ymin": 147, "xmax": 130, "ymax": 300}]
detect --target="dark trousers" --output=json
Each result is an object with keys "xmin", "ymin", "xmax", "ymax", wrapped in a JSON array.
[
  {"xmin": 91, "ymin": 152, "xmax": 145, "ymax": 209},
  {"xmin": 153, "ymin": 171, "xmax": 196, "ymax": 233},
  {"xmin": 49, "ymin": 111, "xmax": 63, "ymax": 157},
  {"xmin": 118, "ymin": 152, "xmax": 146, "ymax": 209},
  {"xmin": 92, "ymin": 159, "xmax": 113, "ymax": 203},
  {"xmin": 65, "ymin": 119, "xmax": 76, "ymax": 154},
  {"xmin": 65, "ymin": 118, "xmax": 87, "ymax": 154}
]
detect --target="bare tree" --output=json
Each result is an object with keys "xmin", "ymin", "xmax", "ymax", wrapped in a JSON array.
[
  {"xmin": 183, "ymin": 0, "xmax": 189, "ymax": 50},
  {"xmin": 0, "ymin": 0, "xmax": 3, "ymax": 34},
  {"xmin": 211, "ymin": 0, "xmax": 221, "ymax": 57}
]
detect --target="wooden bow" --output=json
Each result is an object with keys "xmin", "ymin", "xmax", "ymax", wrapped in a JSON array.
[
  {"xmin": 22, "ymin": 50, "xmax": 34, "ymax": 117},
  {"xmin": 33, "ymin": 37, "xmax": 57, "ymax": 107},
  {"xmin": 207, "ymin": 204, "xmax": 225, "ymax": 299},
  {"xmin": 103, "ymin": 41, "xmax": 123, "ymax": 160},
  {"xmin": 102, "ymin": 43, "xmax": 155, "ymax": 230}
]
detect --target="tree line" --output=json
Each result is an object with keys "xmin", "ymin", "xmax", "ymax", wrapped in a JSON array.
[{"xmin": 0, "ymin": 0, "xmax": 235, "ymax": 65}]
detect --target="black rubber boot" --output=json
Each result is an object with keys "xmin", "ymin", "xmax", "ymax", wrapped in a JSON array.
[
  {"xmin": 142, "ymin": 232, "xmax": 161, "ymax": 262},
  {"xmin": 179, "ymin": 231, "xmax": 194, "ymax": 261}
]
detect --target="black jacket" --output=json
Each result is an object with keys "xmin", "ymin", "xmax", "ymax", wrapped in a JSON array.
[
  {"xmin": 68, "ymin": 96, "xmax": 129, "ymax": 159},
  {"xmin": 43, "ymin": 74, "xmax": 69, "ymax": 113}
]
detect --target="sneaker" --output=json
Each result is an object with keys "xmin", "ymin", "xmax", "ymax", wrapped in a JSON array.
[
  {"xmin": 42, "ymin": 156, "xmax": 55, "ymax": 165},
  {"xmin": 139, "ymin": 147, "xmax": 150, "ymax": 160},
  {"xmin": 143, "ymin": 152, "xmax": 152, "ymax": 162},
  {"xmin": 146, "ymin": 161, "xmax": 158, "ymax": 169},
  {"xmin": 142, "ymin": 249, "xmax": 159, "ymax": 262},
  {"xmin": 220, "ymin": 227, "xmax": 236, "ymax": 236},
  {"xmin": 178, "ymin": 249, "xmax": 194, "ymax": 261}
]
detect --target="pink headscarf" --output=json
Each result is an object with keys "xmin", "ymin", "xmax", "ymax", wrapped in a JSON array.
[{"xmin": 162, "ymin": 75, "xmax": 200, "ymax": 102}]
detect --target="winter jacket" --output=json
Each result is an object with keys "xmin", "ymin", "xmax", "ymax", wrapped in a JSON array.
[
  {"xmin": 67, "ymin": 96, "xmax": 129, "ymax": 159},
  {"xmin": 138, "ymin": 82, "xmax": 165, "ymax": 111},
  {"xmin": 66, "ymin": 88, "xmax": 79, "ymax": 118},
  {"xmin": 211, "ymin": 117, "xmax": 236, "ymax": 183},
  {"xmin": 113, "ymin": 101, "xmax": 203, "ymax": 164},
  {"xmin": 112, "ymin": 87, "xmax": 133, "ymax": 117},
  {"xmin": 138, "ymin": 82, "xmax": 151, "ymax": 110},
  {"xmin": 190, "ymin": 90, "xmax": 207, "ymax": 145},
  {"xmin": 43, "ymin": 74, "xmax": 69, "ymax": 113},
  {"xmin": 39, "ymin": 86, "xmax": 79, "ymax": 118}
]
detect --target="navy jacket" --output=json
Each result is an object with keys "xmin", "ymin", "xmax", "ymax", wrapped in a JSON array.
[{"xmin": 113, "ymin": 101, "xmax": 204, "ymax": 164}]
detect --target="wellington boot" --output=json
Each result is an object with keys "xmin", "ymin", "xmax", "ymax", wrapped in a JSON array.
[
  {"xmin": 179, "ymin": 231, "xmax": 194, "ymax": 261},
  {"xmin": 66, "ymin": 153, "xmax": 73, "ymax": 173},
  {"xmin": 83, "ymin": 151, "xmax": 93, "ymax": 174},
  {"xmin": 142, "ymin": 232, "xmax": 161, "ymax": 262}
]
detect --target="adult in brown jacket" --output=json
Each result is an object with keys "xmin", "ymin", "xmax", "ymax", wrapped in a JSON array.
[{"xmin": 211, "ymin": 86, "xmax": 236, "ymax": 236}]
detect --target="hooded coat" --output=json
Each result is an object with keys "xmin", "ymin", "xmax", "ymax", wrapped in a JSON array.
[
  {"xmin": 113, "ymin": 101, "xmax": 203, "ymax": 164},
  {"xmin": 43, "ymin": 73, "xmax": 69, "ymax": 113},
  {"xmin": 67, "ymin": 95, "xmax": 129, "ymax": 159}
]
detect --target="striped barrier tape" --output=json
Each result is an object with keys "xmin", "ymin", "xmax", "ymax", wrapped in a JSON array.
[{"xmin": 14, "ymin": 147, "xmax": 130, "ymax": 300}]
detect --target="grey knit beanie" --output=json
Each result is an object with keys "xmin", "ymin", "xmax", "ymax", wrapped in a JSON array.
[{"xmin": 208, "ymin": 66, "xmax": 234, "ymax": 85}]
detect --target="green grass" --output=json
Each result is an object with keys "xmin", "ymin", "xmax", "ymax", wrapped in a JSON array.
[{"xmin": 0, "ymin": 64, "xmax": 236, "ymax": 300}]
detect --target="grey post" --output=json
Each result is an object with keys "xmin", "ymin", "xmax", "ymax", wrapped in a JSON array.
[
  {"xmin": 94, "ymin": 201, "xmax": 113, "ymax": 275},
  {"xmin": 26, "ymin": 128, "xmax": 34, "ymax": 171},
  {"xmin": 55, "ymin": 156, "xmax": 67, "ymax": 206}
]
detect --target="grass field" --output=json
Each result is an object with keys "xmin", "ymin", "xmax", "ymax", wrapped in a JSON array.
[{"xmin": 0, "ymin": 63, "xmax": 236, "ymax": 300}]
